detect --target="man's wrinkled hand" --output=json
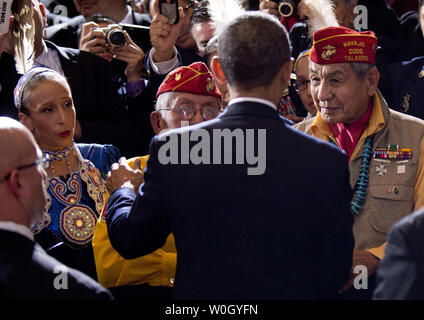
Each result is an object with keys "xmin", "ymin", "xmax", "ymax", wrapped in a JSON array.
[
  {"xmin": 259, "ymin": 0, "xmax": 280, "ymax": 19},
  {"xmin": 339, "ymin": 250, "xmax": 380, "ymax": 293},
  {"xmin": 297, "ymin": 0, "xmax": 313, "ymax": 21},
  {"xmin": 106, "ymin": 157, "xmax": 144, "ymax": 194},
  {"xmin": 79, "ymin": 22, "xmax": 107, "ymax": 55}
]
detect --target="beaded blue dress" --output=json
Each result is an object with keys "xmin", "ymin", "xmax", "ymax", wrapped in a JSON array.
[{"xmin": 32, "ymin": 143, "xmax": 120, "ymax": 280}]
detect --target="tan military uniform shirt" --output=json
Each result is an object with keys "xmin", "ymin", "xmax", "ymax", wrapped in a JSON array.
[{"xmin": 295, "ymin": 90, "xmax": 424, "ymax": 259}]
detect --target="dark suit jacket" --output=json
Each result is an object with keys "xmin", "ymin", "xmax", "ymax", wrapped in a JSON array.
[
  {"xmin": 378, "ymin": 56, "xmax": 424, "ymax": 121},
  {"xmin": 0, "ymin": 230, "xmax": 112, "ymax": 300},
  {"xmin": 374, "ymin": 208, "xmax": 424, "ymax": 299},
  {"xmin": 45, "ymin": 11, "xmax": 151, "ymax": 49},
  {"xmin": 106, "ymin": 101, "xmax": 354, "ymax": 300}
]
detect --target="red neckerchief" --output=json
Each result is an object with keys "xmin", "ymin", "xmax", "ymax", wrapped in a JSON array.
[{"xmin": 329, "ymin": 100, "xmax": 373, "ymax": 161}]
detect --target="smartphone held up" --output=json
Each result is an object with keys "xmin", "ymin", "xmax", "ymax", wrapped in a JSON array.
[{"xmin": 159, "ymin": 0, "xmax": 179, "ymax": 25}]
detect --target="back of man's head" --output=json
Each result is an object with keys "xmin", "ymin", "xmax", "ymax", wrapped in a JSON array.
[
  {"xmin": 0, "ymin": 117, "xmax": 42, "ymax": 225},
  {"xmin": 218, "ymin": 12, "xmax": 291, "ymax": 91},
  {"xmin": 0, "ymin": 117, "xmax": 35, "ymax": 169}
]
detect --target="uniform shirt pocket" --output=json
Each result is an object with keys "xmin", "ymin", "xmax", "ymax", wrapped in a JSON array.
[{"xmin": 368, "ymin": 184, "xmax": 414, "ymax": 235}]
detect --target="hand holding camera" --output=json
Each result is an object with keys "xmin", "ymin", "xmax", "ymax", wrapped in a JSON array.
[
  {"xmin": 259, "ymin": 0, "xmax": 300, "ymax": 18},
  {"xmin": 79, "ymin": 22, "xmax": 109, "ymax": 56},
  {"xmin": 80, "ymin": 22, "xmax": 146, "ymax": 82},
  {"xmin": 112, "ymin": 31, "xmax": 146, "ymax": 82}
]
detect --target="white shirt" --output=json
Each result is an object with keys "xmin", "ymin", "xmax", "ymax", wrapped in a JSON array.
[
  {"xmin": 0, "ymin": 221, "xmax": 34, "ymax": 241},
  {"xmin": 228, "ymin": 97, "xmax": 277, "ymax": 111},
  {"xmin": 148, "ymin": 47, "xmax": 180, "ymax": 75},
  {"xmin": 35, "ymin": 44, "xmax": 64, "ymax": 76},
  {"xmin": 121, "ymin": 5, "xmax": 135, "ymax": 24}
]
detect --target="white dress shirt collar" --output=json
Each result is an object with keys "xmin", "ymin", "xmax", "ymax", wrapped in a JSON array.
[
  {"xmin": 228, "ymin": 97, "xmax": 277, "ymax": 110},
  {"xmin": 0, "ymin": 221, "xmax": 34, "ymax": 241}
]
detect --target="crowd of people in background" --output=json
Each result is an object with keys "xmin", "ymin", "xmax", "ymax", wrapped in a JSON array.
[{"xmin": 1, "ymin": 0, "xmax": 424, "ymax": 301}]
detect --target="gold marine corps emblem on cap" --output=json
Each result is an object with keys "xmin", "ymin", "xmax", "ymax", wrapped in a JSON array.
[
  {"xmin": 206, "ymin": 78, "xmax": 214, "ymax": 93},
  {"xmin": 175, "ymin": 73, "xmax": 182, "ymax": 81},
  {"xmin": 322, "ymin": 45, "xmax": 337, "ymax": 61}
]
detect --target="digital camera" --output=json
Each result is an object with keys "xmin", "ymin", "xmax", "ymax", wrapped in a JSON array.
[
  {"xmin": 96, "ymin": 24, "xmax": 126, "ymax": 48},
  {"xmin": 272, "ymin": 0, "xmax": 300, "ymax": 17}
]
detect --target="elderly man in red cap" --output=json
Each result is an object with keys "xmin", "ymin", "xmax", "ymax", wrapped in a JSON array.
[
  {"xmin": 295, "ymin": 26, "xmax": 424, "ymax": 298},
  {"xmin": 92, "ymin": 61, "xmax": 221, "ymax": 300}
]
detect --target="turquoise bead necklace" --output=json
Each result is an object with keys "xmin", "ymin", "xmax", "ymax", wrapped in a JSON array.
[
  {"xmin": 351, "ymin": 136, "xmax": 373, "ymax": 215},
  {"xmin": 330, "ymin": 136, "xmax": 373, "ymax": 215}
]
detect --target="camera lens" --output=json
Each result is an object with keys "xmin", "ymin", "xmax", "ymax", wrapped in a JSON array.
[
  {"xmin": 278, "ymin": 1, "xmax": 295, "ymax": 17},
  {"xmin": 108, "ymin": 30, "xmax": 126, "ymax": 47}
]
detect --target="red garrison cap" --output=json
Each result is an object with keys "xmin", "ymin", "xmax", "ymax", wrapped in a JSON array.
[
  {"xmin": 156, "ymin": 62, "xmax": 222, "ymax": 100},
  {"xmin": 310, "ymin": 26, "xmax": 378, "ymax": 65}
]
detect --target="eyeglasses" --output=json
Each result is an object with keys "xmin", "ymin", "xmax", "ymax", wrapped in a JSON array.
[
  {"xmin": 0, "ymin": 155, "xmax": 50, "ymax": 183},
  {"xmin": 160, "ymin": 105, "xmax": 220, "ymax": 121},
  {"xmin": 294, "ymin": 79, "xmax": 311, "ymax": 92}
]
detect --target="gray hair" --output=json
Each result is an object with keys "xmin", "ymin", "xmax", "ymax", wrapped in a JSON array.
[
  {"xmin": 309, "ymin": 61, "xmax": 375, "ymax": 81},
  {"xmin": 218, "ymin": 11, "xmax": 291, "ymax": 91},
  {"xmin": 349, "ymin": 63, "xmax": 375, "ymax": 80},
  {"xmin": 155, "ymin": 91, "xmax": 179, "ymax": 111}
]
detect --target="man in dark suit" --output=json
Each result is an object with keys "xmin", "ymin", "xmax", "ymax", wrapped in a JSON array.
[
  {"xmin": 0, "ymin": 117, "xmax": 112, "ymax": 300},
  {"xmin": 105, "ymin": 12, "xmax": 354, "ymax": 300},
  {"xmin": 45, "ymin": 0, "xmax": 151, "ymax": 49},
  {"xmin": 373, "ymin": 208, "xmax": 424, "ymax": 299}
]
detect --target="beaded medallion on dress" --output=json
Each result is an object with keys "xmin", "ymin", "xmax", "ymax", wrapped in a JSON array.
[{"xmin": 31, "ymin": 144, "xmax": 107, "ymax": 249}]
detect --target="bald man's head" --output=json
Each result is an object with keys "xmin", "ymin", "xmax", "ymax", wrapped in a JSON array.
[
  {"xmin": 0, "ymin": 117, "xmax": 39, "ymax": 177},
  {"xmin": 0, "ymin": 117, "xmax": 46, "ymax": 227}
]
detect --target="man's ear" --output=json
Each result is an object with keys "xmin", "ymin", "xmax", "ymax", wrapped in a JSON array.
[
  {"xmin": 211, "ymin": 56, "xmax": 227, "ymax": 85},
  {"xmin": 7, "ymin": 170, "xmax": 21, "ymax": 198},
  {"xmin": 150, "ymin": 111, "xmax": 165, "ymax": 135},
  {"xmin": 18, "ymin": 112, "xmax": 34, "ymax": 132},
  {"xmin": 280, "ymin": 58, "xmax": 294, "ymax": 88},
  {"xmin": 366, "ymin": 67, "xmax": 380, "ymax": 97}
]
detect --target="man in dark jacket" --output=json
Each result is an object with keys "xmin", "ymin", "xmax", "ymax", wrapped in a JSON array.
[
  {"xmin": 105, "ymin": 12, "xmax": 354, "ymax": 300},
  {"xmin": 374, "ymin": 208, "xmax": 424, "ymax": 299},
  {"xmin": 45, "ymin": 0, "xmax": 151, "ymax": 49},
  {"xmin": 0, "ymin": 117, "xmax": 112, "ymax": 300}
]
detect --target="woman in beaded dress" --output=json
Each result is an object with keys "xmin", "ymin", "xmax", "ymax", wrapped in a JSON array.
[{"xmin": 15, "ymin": 68, "xmax": 120, "ymax": 280}]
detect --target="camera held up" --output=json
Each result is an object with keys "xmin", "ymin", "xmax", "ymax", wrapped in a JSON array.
[
  {"xmin": 95, "ymin": 24, "xmax": 126, "ymax": 48},
  {"xmin": 272, "ymin": 0, "xmax": 300, "ymax": 17}
]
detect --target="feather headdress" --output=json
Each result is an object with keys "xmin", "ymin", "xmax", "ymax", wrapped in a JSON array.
[
  {"xmin": 208, "ymin": 0, "xmax": 245, "ymax": 37},
  {"xmin": 12, "ymin": 0, "xmax": 36, "ymax": 74},
  {"xmin": 303, "ymin": 0, "xmax": 339, "ymax": 38}
]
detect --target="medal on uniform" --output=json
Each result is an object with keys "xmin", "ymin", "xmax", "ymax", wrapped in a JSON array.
[
  {"xmin": 376, "ymin": 163, "xmax": 387, "ymax": 176},
  {"xmin": 388, "ymin": 186, "xmax": 399, "ymax": 194},
  {"xmin": 374, "ymin": 145, "xmax": 413, "ymax": 160}
]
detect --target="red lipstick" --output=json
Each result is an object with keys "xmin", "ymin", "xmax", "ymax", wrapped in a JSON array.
[{"xmin": 59, "ymin": 130, "xmax": 71, "ymax": 138}]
